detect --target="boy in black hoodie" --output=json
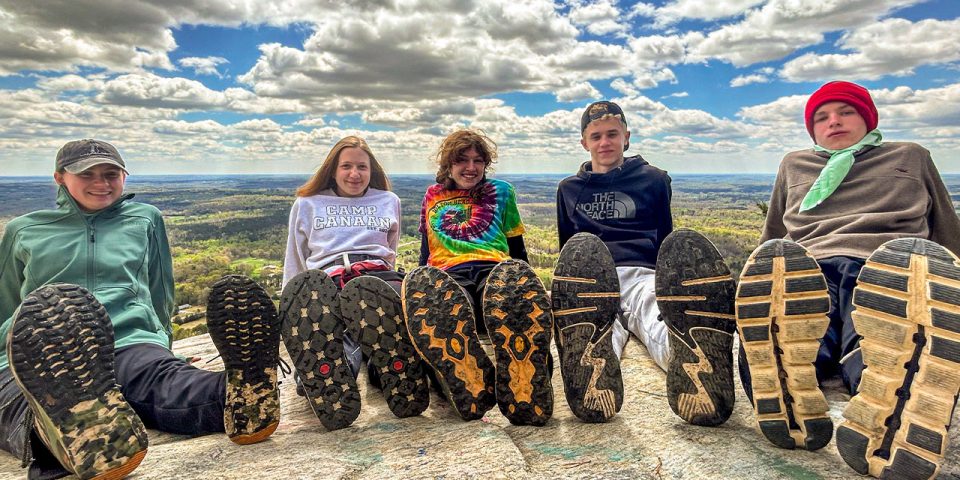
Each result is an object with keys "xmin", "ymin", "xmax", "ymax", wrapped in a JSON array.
[{"xmin": 554, "ymin": 101, "xmax": 738, "ymax": 427}]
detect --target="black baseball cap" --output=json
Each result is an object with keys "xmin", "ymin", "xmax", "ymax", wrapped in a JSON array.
[
  {"xmin": 56, "ymin": 139, "xmax": 128, "ymax": 174},
  {"xmin": 581, "ymin": 101, "xmax": 627, "ymax": 133}
]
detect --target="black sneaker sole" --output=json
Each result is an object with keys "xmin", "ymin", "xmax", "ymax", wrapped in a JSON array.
[
  {"xmin": 656, "ymin": 229, "xmax": 737, "ymax": 427},
  {"xmin": 837, "ymin": 238, "xmax": 960, "ymax": 479},
  {"xmin": 402, "ymin": 266, "xmax": 495, "ymax": 421},
  {"xmin": 482, "ymin": 260, "xmax": 554, "ymax": 426},
  {"xmin": 9, "ymin": 283, "xmax": 148, "ymax": 480},
  {"xmin": 736, "ymin": 239, "xmax": 832, "ymax": 450},
  {"xmin": 207, "ymin": 275, "xmax": 282, "ymax": 444},
  {"xmin": 278, "ymin": 270, "xmax": 360, "ymax": 431},
  {"xmin": 340, "ymin": 275, "xmax": 430, "ymax": 418},
  {"xmin": 551, "ymin": 232, "xmax": 623, "ymax": 423}
]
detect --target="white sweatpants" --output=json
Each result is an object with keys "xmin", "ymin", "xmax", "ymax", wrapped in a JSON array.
[{"xmin": 610, "ymin": 266, "xmax": 670, "ymax": 371}]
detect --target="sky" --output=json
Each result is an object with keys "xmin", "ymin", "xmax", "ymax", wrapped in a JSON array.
[{"xmin": 1, "ymin": 0, "xmax": 958, "ymax": 176}]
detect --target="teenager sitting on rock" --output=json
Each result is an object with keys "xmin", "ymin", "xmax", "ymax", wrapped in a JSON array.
[
  {"xmin": 280, "ymin": 136, "xmax": 429, "ymax": 430},
  {"xmin": 555, "ymin": 101, "xmax": 738, "ymax": 426},
  {"xmin": 0, "ymin": 139, "xmax": 280, "ymax": 480},
  {"xmin": 735, "ymin": 81, "xmax": 960, "ymax": 480},
  {"xmin": 402, "ymin": 129, "xmax": 554, "ymax": 426}
]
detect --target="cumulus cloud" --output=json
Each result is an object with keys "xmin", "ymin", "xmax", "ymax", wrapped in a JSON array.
[
  {"xmin": 730, "ymin": 74, "xmax": 770, "ymax": 87},
  {"xmin": 555, "ymin": 82, "xmax": 601, "ymax": 102},
  {"xmin": 179, "ymin": 56, "xmax": 229, "ymax": 77},
  {"xmin": 688, "ymin": 0, "xmax": 923, "ymax": 66},
  {"xmin": 569, "ymin": 1, "xmax": 626, "ymax": 36},
  {"xmin": 780, "ymin": 18, "xmax": 960, "ymax": 81},
  {"xmin": 632, "ymin": 0, "xmax": 767, "ymax": 27}
]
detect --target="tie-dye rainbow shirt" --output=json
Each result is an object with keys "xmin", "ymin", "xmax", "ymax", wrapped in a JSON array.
[{"xmin": 419, "ymin": 178, "xmax": 525, "ymax": 270}]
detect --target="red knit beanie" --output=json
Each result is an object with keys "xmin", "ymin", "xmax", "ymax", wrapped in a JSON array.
[{"xmin": 804, "ymin": 81, "xmax": 878, "ymax": 140}]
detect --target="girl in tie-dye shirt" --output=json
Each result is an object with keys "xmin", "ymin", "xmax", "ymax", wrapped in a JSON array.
[{"xmin": 417, "ymin": 129, "xmax": 528, "ymax": 330}]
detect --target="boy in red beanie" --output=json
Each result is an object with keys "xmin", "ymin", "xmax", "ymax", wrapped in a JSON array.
[{"xmin": 735, "ymin": 81, "xmax": 960, "ymax": 479}]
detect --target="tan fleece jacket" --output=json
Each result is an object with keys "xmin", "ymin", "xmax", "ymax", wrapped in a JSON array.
[{"xmin": 761, "ymin": 142, "xmax": 960, "ymax": 259}]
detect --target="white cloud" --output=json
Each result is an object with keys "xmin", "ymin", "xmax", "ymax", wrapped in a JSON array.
[
  {"xmin": 555, "ymin": 82, "xmax": 601, "ymax": 102},
  {"xmin": 663, "ymin": 92, "xmax": 689, "ymax": 98},
  {"xmin": 730, "ymin": 74, "xmax": 770, "ymax": 87},
  {"xmin": 633, "ymin": 0, "xmax": 767, "ymax": 27},
  {"xmin": 36, "ymin": 74, "xmax": 104, "ymax": 92},
  {"xmin": 179, "ymin": 56, "xmax": 229, "ymax": 77},
  {"xmin": 569, "ymin": 1, "xmax": 626, "ymax": 36},
  {"xmin": 780, "ymin": 18, "xmax": 960, "ymax": 81},
  {"xmin": 689, "ymin": 0, "xmax": 923, "ymax": 67}
]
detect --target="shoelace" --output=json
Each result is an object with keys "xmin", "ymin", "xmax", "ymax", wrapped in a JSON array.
[{"xmin": 203, "ymin": 354, "xmax": 292, "ymax": 384}]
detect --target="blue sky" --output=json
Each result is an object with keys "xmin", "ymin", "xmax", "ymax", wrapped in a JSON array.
[{"xmin": 0, "ymin": 0, "xmax": 958, "ymax": 175}]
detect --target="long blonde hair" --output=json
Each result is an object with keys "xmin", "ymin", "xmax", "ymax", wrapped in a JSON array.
[
  {"xmin": 296, "ymin": 136, "xmax": 391, "ymax": 197},
  {"xmin": 433, "ymin": 129, "xmax": 498, "ymax": 190}
]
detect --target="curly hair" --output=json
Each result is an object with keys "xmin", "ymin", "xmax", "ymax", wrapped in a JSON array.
[
  {"xmin": 433, "ymin": 129, "xmax": 498, "ymax": 190},
  {"xmin": 296, "ymin": 136, "xmax": 391, "ymax": 197}
]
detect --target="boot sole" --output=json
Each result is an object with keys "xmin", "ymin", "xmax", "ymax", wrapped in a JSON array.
[
  {"xmin": 551, "ymin": 233, "xmax": 623, "ymax": 423},
  {"xmin": 837, "ymin": 238, "xmax": 960, "ymax": 479},
  {"xmin": 278, "ymin": 270, "xmax": 360, "ymax": 431},
  {"xmin": 340, "ymin": 276, "xmax": 430, "ymax": 418},
  {"xmin": 482, "ymin": 260, "xmax": 554, "ymax": 426},
  {"xmin": 402, "ymin": 266, "xmax": 495, "ymax": 421},
  {"xmin": 656, "ymin": 229, "xmax": 737, "ymax": 427},
  {"xmin": 207, "ymin": 275, "xmax": 282, "ymax": 444},
  {"xmin": 9, "ymin": 283, "xmax": 148, "ymax": 480},
  {"xmin": 736, "ymin": 239, "xmax": 833, "ymax": 450}
]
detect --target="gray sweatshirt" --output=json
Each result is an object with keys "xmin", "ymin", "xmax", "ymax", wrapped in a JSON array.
[
  {"xmin": 283, "ymin": 188, "xmax": 400, "ymax": 285},
  {"xmin": 761, "ymin": 142, "xmax": 960, "ymax": 259}
]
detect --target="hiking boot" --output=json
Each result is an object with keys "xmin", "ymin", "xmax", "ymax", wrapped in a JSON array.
[
  {"xmin": 207, "ymin": 275, "xmax": 282, "ymax": 444},
  {"xmin": 656, "ymin": 229, "xmax": 737, "ymax": 427},
  {"xmin": 402, "ymin": 266, "xmax": 495, "ymax": 421},
  {"xmin": 340, "ymin": 275, "xmax": 430, "ymax": 418},
  {"xmin": 736, "ymin": 239, "xmax": 833, "ymax": 450},
  {"xmin": 8, "ymin": 283, "xmax": 148, "ymax": 480},
  {"xmin": 836, "ymin": 238, "xmax": 960, "ymax": 479},
  {"xmin": 551, "ymin": 232, "xmax": 623, "ymax": 423},
  {"xmin": 278, "ymin": 270, "xmax": 360, "ymax": 430},
  {"xmin": 482, "ymin": 260, "xmax": 554, "ymax": 426}
]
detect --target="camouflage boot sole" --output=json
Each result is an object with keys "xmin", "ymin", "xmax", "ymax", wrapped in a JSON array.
[
  {"xmin": 482, "ymin": 260, "xmax": 554, "ymax": 426},
  {"xmin": 402, "ymin": 266, "xmax": 495, "ymax": 421},
  {"xmin": 836, "ymin": 238, "xmax": 960, "ymax": 479},
  {"xmin": 551, "ymin": 232, "xmax": 623, "ymax": 423},
  {"xmin": 340, "ymin": 275, "xmax": 430, "ymax": 418},
  {"xmin": 656, "ymin": 229, "xmax": 737, "ymax": 427},
  {"xmin": 279, "ymin": 270, "xmax": 360, "ymax": 431},
  {"xmin": 207, "ymin": 275, "xmax": 282, "ymax": 444},
  {"xmin": 736, "ymin": 239, "xmax": 833, "ymax": 450},
  {"xmin": 9, "ymin": 283, "xmax": 148, "ymax": 480}
]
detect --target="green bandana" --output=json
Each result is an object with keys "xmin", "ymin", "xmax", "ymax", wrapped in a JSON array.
[{"xmin": 799, "ymin": 129, "xmax": 883, "ymax": 213}]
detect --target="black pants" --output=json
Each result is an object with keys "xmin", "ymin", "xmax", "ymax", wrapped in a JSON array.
[
  {"xmin": 0, "ymin": 343, "xmax": 226, "ymax": 461},
  {"xmin": 445, "ymin": 261, "xmax": 498, "ymax": 334},
  {"xmin": 739, "ymin": 256, "xmax": 867, "ymax": 398}
]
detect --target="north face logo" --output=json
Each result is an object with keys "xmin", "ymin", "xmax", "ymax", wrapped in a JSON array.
[{"xmin": 576, "ymin": 192, "xmax": 635, "ymax": 220}]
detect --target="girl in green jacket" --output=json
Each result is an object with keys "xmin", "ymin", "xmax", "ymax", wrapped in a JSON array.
[{"xmin": 0, "ymin": 139, "xmax": 281, "ymax": 479}]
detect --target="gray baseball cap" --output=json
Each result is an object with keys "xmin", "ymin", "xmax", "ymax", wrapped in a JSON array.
[{"xmin": 55, "ymin": 139, "xmax": 129, "ymax": 174}]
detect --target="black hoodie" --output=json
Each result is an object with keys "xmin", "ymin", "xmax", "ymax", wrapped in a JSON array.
[{"xmin": 556, "ymin": 155, "xmax": 673, "ymax": 268}]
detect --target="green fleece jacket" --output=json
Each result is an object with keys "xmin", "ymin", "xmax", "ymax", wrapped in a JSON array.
[{"xmin": 0, "ymin": 186, "xmax": 174, "ymax": 371}]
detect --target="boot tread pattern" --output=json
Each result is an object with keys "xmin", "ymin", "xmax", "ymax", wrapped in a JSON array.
[
  {"xmin": 736, "ymin": 239, "xmax": 833, "ymax": 450},
  {"xmin": 837, "ymin": 238, "xmax": 960, "ymax": 480}
]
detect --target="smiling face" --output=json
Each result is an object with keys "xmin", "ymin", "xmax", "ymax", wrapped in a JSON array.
[
  {"xmin": 449, "ymin": 147, "xmax": 487, "ymax": 190},
  {"xmin": 54, "ymin": 163, "xmax": 126, "ymax": 212},
  {"xmin": 333, "ymin": 147, "xmax": 372, "ymax": 197},
  {"xmin": 811, "ymin": 101, "xmax": 869, "ymax": 150},
  {"xmin": 581, "ymin": 116, "xmax": 630, "ymax": 174}
]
